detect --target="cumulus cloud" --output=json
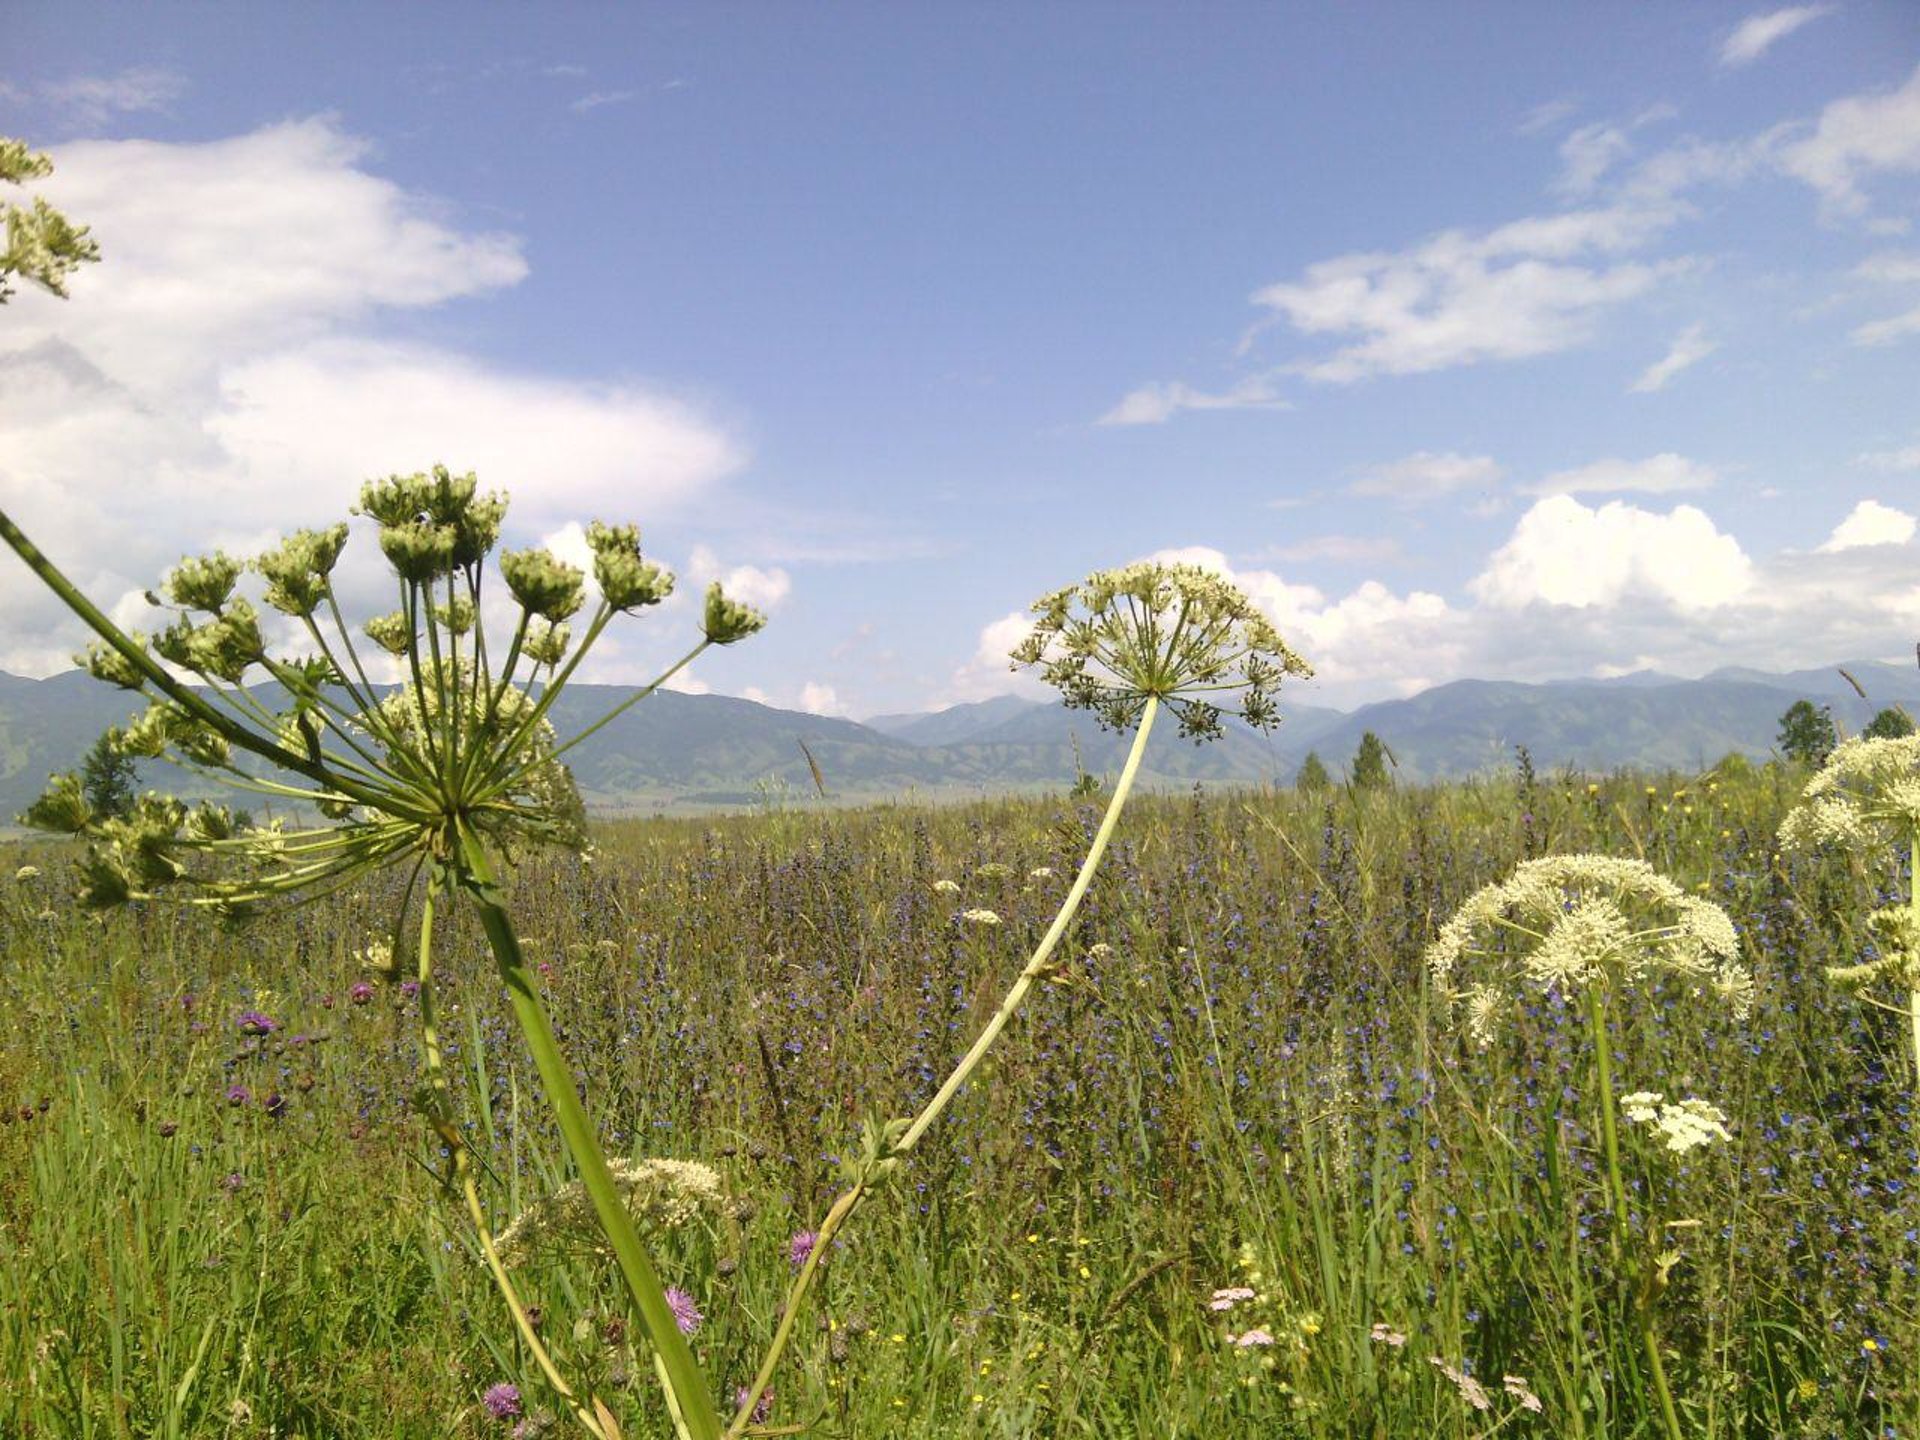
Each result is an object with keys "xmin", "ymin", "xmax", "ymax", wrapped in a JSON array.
[
  {"xmin": 1349, "ymin": 451, "xmax": 1503, "ymax": 501},
  {"xmin": 1097, "ymin": 375, "xmax": 1289, "ymax": 425},
  {"xmin": 1471, "ymin": 496, "xmax": 1753, "ymax": 610},
  {"xmin": 1718, "ymin": 5, "xmax": 1834, "ymax": 68},
  {"xmin": 798, "ymin": 681, "xmax": 850, "ymax": 717},
  {"xmin": 0, "ymin": 118, "xmax": 745, "ymax": 677},
  {"xmin": 1250, "ymin": 207, "xmax": 1685, "ymax": 382},
  {"xmin": 951, "ymin": 495, "xmax": 1920, "ymax": 709},
  {"xmin": 1819, "ymin": 498, "xmax": 1918, "ymax": 550},
  {"xmin": 1523, "ymin": 453, "xmax": 1718, "ymax": 497},
  {"xmin": 1629, "ymin": 324, "xmax": 1717, "ymax": 392},
  {"xmin": 685, "ymin": 544, "xmax": 792, "ymax": 612},
  {"xmin": 1777, "ymin": 63, "xmax": 1920, "ymax": 222}
]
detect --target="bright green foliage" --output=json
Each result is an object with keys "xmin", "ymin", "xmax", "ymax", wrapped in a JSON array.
[
  {"xmin": 1776, "ymin": 699, "xmax": 1836, "ymax": 765},
  {"xmin": 1, "ymin": 136, "xmax": 100, "ymax": 302},
  {"xmin": 0, "ymin": 766, "xmax": 1904, "ymax": 1438},
  {"xmin": 1351, "ymin": 730, "xmax": 1391, "ymax": 789},
  {"xmin": 1864, "ymin": 706, "xmax": 1916, "ymax": 740}
]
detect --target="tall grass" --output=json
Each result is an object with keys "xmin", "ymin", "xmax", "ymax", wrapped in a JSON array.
[{"xmin": 1, "ymin": 762, "xmax": 1911, "ymax": 1436}]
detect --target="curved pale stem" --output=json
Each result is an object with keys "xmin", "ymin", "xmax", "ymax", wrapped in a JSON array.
[{"xmin": 726, "ymin": 696, "xmax": 1161, "ymax": 1436}]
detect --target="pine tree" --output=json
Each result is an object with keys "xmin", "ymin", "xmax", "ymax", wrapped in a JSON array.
[
  {"xmin": 1295, "ymin": 751, "xmax": 1331, "ymax": 790},
  {"xmin": 1351, "ymin": 731, "xmax": 1391, "ymax": 790},
  {"xmin": 78, "ymin": 733, "xmax": 136, "ymax": 820}
]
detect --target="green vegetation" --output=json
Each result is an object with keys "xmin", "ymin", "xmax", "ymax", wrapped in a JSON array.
[
  {"xmin": 1866, "ymin": 707, "xmax": 1916, "ymax": 741},
  {"xmin": 2, "ymin": 756, "xmax": 1912, "ymax": 1436},
  {"xmin": 1777, "ymin": 698, "xmax": 1837, "ymax": 765},
  {"xmin": 1350, "ymin": 730, "xmax": 1390, "ymax": 790}
]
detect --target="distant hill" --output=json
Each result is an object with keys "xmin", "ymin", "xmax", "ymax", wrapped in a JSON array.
[{"xmin": 1, "ymin": 659, "xmax": 1913, "ymax": 822}]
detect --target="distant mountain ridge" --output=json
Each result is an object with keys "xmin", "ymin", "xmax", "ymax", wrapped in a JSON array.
[{"xmin": 0, "ymin": 659, "xmax": 1913, "ymax": 822}]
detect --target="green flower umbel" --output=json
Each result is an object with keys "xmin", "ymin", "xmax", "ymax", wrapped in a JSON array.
[
  {"xmin": 1010, "ymin": 560, "xmax": 1311, "ymax": 741},
  {"xmin": 2, "ymin": 469, "xmax": 768, "ymax": 1440}
]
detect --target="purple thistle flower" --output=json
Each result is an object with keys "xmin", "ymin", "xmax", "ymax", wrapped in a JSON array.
[
  {"xmin": 733, "ymin": 1386, "xmax": 774, "ymax": 1424},
  {"xmin": 225, "ymin": 1084, "xmax": 250, "ymax": 1106},
  {"xmin": 482, "ymin": 1382, "xmax": 522, "ymax": 1420},
  {"xmin": 349, "ymin": 982, "xmax": 374, "ymax": 1006},
  {"xmin": 263, "ymin": 1092, "xmax": 288, "ymax": 1120},
  {"xmin": 665, "ymin": 1286, "xmax": 702, "ymax": 1335},
  {"xmin": 788, "ymin": 1229, "xmax": 818, "ymax": 1269},
  {"xmin": 237, "ymin": 1010, "xmax": 277, "ymax": 1035},
  {"xmin": 400, "ymin": 979, "xmax": 421, "ymax": 999}
]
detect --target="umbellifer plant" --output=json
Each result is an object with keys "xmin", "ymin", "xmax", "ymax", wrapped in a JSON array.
[
  {"xmin": 4, "ymin": 529, "xmax": 1313, "ymax": 1435},
  {"xmin": 3, "ymin": 472, "xmax": 763, "ymax": 1440},
  {"xmin": 724, "ymin": 560, "xmax": 1312, "ymax": 1432}
]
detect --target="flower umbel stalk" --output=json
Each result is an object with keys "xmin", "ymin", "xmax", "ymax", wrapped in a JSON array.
[
  {"xmin": 730, "ymin": 560, "xmax": 1313, "ymax": 1434},
  {"xmin": 3, "ymin": 472, "xmax": 768, "ymax": 1436}
]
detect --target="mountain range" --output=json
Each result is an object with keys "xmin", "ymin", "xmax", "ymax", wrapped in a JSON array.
[{"xmin": 1, "ymin": 659, "xmax": 1914, "ymax": 823}]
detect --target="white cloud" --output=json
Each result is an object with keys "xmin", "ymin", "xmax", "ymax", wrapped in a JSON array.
[
  {"xmin": 1524, "ymin": 453, "xmax": 1718, "ymax": 497},
  {"xmin": 1556, "ymin": 124, "xmax": 1634, "ymax": 197},
  {"xmin": 1850, "ymin": 304, "xmax": 1920, "ymax": 346},
  {"xmin": 1098, "ymin": 375, "xmax": 1289, "ymax": 425},
  {"xmin": 1146, "ymin": 545, "xmax": 1465, "ymax": 702},
  {"xmin": 946, "ymin": 610, "xmax": 1052, "ymax": 704},
  {"xmin": 798, "ymin": 681, "xmax": 849, "ymax": 717},
  {"xmin": 1858, "ymin": 443, "xmax": 1920, "ymax": 471},
  {"xmin": 570, "ymin": 89, "xmax": 640, "ymax": 113},
  {"xmin": 685, "ymin": 544, "xmax": 792, "ymax": 612},
  {"xmin": 1472, "ymin": 496, "xmax": 1753, "ymax": 609},
  {"xmin": 950, "ymin": 497, "xmax": 1920, "ymax": 710},
  {"xmin": 1518, "ymin": 98, "xmax": 1580, "ymax": 136},
  {"xmin": 0, "ymin": 119, "xmax": 745, "ymax": 677},
  {"xmin": 1819, "ymin": 499, "xmax": 1918, "ymax": 551},
  {"xmin": 1251, "ymin": 208, "xmax": 1685, "ymax": 382},
  {"xmin": 1629, "ymin": 324, "xmax": 1717, "ymax": 392},
  {"xmin": 1777, "ymin": 63, "xmax": 1920, "ymax": 221},
  {"xmin": 1349, "ymin": 451, "xmax": 1503, "ymax": 501},
  {"xmin": 1718, "ymin": 5, "xmax": 1834, "ymax": 67},
  {"xmin": 38, "ymin": 67, "xmax": 187, "ymax": 125},
  {"xmin": 1853, "ymin": 250, "xmax": 1920, "ymax": 283}
]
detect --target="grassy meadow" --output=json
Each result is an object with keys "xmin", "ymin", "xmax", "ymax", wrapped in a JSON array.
[{"xmin": 0, "ymin": 763, "xmax": 1912, "ymax": 1438}]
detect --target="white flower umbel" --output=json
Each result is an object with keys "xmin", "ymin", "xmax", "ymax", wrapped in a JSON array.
[
  {"xmin": 1425, "ymin": 853, "xmax": 1747, "ymax": 1045},
  {"xmin": 1780, "ymin": 735, "xmax": 1920, "ymax": 1042},
  {"xmin": 1425, "ymin": 852, "xmax": 1744, "ymax": 1440},
  {"xmin": 1619, "ymin": 1092, "xmax": 1733, "ymax": 1154}
]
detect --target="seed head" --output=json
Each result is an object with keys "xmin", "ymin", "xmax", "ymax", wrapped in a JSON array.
[
  {"xmin": 254, "ymin": 524, "xmax": 348, "ymax": 616},
  {"xmin": 499, "ymin": 547, "xmax": 587, "ymax": 622},
  {"xmin": 585, "ymin": 521, "xmax": 673, "ymax": 612},
  {"xmin": 703, "ymin": 581, "xmax": 766, "ymax": 645},
  {"xmin": 162, "ymin": 552, "xmax": 242, "ymax": 612},
  {"xmin": 1010, "ymin": 561, "xmax": 1311, "ymax": 741}
]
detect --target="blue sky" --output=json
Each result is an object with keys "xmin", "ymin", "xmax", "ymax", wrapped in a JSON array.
[{"xmin": 3, "ymin": 3, "xmax": 1918, "ymax": 717}]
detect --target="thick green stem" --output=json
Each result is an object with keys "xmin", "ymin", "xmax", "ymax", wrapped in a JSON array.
[
  {"xmin": 414, "ymin": 873, "xmax": 610, "ymax": 1440},
  {"xmin": 458, "ymin": 828, "xmax": 718, "ymax": 1440},
  {"xmin": 1586, "ymin": 986, "xmax": 1683, "ymax": 1440}
]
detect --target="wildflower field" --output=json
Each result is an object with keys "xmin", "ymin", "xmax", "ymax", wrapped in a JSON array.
[{"xmin": 2, "ymin": 763, "xmax": 1912, "ymax": 1437}]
